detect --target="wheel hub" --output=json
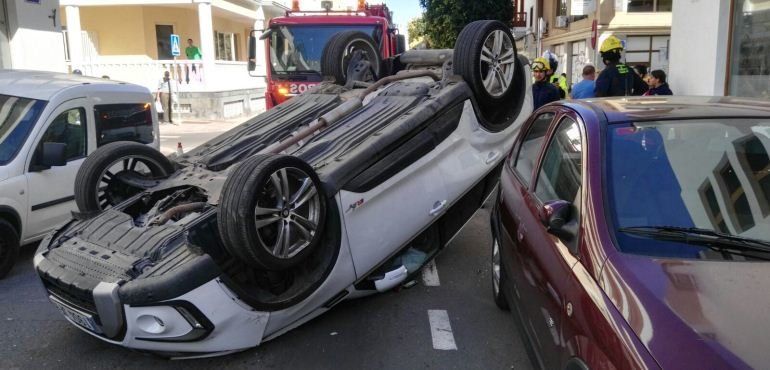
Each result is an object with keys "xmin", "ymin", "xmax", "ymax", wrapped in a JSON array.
[{"xmin": 281, "ymin": 209, "xmax": 290, "ymax": 218}]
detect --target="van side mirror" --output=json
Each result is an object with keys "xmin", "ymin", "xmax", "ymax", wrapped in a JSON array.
[
  {"xmin": 540, "ymin": 199, "xmax": 572, "ymax": 234},
  {"xmin": 32, "ymin": 142, "xmax": 67, "ymax": 171}
]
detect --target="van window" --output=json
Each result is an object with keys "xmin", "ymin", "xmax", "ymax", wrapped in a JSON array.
[
  {"xmin": 94, "ymin": 103, "xmax": 154, "ymax": 146},
  {"xmin": 0, "ymin": 95, "xmax": 47, "ymax": 165},
  {"xmin": 36, "ymin": 107, "xmax": 87, "ymax": 161}
]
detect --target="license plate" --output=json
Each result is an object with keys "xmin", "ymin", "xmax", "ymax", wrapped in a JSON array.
[{"xmin": 49, "ymin": 295, "xmax": 102, "ymax": 334}]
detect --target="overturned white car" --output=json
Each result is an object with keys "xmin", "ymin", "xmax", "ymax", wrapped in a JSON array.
[{"xmin": 34, "ymin": 21, "xmax": 532, "ymax": 358}]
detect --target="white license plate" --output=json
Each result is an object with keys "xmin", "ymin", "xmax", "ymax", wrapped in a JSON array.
[{"xmin": 50, "ymin": 295, "xmax": 102, "ymax": 334}]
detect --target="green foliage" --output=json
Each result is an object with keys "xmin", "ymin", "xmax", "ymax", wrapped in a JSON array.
[
  {"xmin": 407, "ymin": 17, "xmax": 427, "ymax": 46},
  {"xmin": 420, "ymin": 0, "xmax": 514, "ymax": 49}
]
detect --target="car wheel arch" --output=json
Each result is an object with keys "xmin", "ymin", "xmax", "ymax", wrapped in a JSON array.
[{"xmin": 0, "ymin": 205, "xmax": 21, "ymax": 237}]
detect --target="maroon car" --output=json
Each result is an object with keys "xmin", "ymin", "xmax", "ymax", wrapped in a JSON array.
[{"xmin": 491, "ymin": 96, "xmax": 770, "ymax": 370}]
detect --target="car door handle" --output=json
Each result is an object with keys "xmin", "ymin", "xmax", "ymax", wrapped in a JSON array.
[
  {"xmin": 429, "ymin": 200, "xmax": 447, "ymax": 216},
  {"xmin": 485, "ymin": 151, "xmax": 501, "ymax": 164}
]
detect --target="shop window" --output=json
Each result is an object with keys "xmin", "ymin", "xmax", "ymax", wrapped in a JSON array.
[
  {"xmin": 624, "ymin": 35, "xmax": 669, "ymax": 72},
  {"xmin": 728, "ymin": 0, "xmax": 770, "ymax": 97},
  {"xmin": 570, "ymin": 40, "xmax": 587, "ymax": 85},
  {"xmin": 215, "ymin": 31, "xmax": 239, "ymax": 61},
  {"xmin": 624, "ymin": 0, "xmax": 671, "ymax": 12}
]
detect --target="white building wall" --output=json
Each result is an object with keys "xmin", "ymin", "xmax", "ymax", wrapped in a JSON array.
[
  {"xmin": 669, "ymin": 0, "xmax": 730, "ymax": 96},
  {"xmin": 5, "ymin": 0, "xmax": 66, "ymax": 72}
]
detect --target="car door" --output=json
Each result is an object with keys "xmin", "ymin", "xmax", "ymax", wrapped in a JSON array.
[
  {"xmin": 24, "ymin": 98, "xmax": 92, "ymax": 240},
  {"xmin": 340, "ymin": 138, "xmax": 449, "ymax": 278},
  {"xmin": 501, "ymin": 111, "xmax": 585, "ymax": 370}
]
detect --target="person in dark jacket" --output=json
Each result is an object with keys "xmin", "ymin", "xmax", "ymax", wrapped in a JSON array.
[
  {"xmin": 532, "ymin": 57, "xmax": 561, "ymax": 110},
  {"xmin": 643, "ymin": 69, "xmax": 673, "ymax": 96},
  {"xmin": 595, "ymin": 36, "xmax": 648, "ymax": 97}
]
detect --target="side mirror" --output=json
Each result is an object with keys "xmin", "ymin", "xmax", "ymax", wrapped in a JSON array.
[
  {"xmin": 33, "ymin": 142, "xmax": 67, "ymax": 171},
  {"xmin": 540, "ymin": 199, "xmax": 572, "ymax": 233}
]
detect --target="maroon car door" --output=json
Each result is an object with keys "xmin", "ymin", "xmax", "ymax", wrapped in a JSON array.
[{"xmin": 505, "ymin": 113, "xmax": 585, "ymax": 369}]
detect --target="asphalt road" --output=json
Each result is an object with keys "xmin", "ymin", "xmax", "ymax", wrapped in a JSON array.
[{"xmin": 0, "ymin": 209, "xmax": 533, "ymax": 370}]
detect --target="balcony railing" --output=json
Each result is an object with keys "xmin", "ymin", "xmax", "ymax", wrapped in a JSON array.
[{"xmin": 513, "ymin": 12, "xmax": 527, "ymax": 27}]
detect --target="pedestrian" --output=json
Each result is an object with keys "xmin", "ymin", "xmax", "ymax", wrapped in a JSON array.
[
  {"xmin": 185, "ymin": 39, "xmax": 202, "ymax": 60},
  {"xmin": 643, "ymin": 69, "xmax": 673, "ymax": 96},
  {"xmin": 595, "ymin": 36, "xmax": 648, "ymax": 97},
  {"xmin": 532, "ymin": 57, "xmax": 561, "ymax": 110},
  {"xmin": 571, "ymin": 65, "xmax": 597, "ymax": 99},
  {"xmin": 156, "ymin": 71, "xmax": 179, "ymax": 124}
]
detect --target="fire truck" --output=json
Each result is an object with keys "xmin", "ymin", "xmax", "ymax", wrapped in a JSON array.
[{"xmin": 248, "ymin": 0, "xmax": 405, "ymax": 109}]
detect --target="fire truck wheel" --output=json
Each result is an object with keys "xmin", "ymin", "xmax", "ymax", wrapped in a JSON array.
[
  {"xmin": 321, "ymin": 31, "xmax": 382, "ymax": 85},
  {"xmin": 453, "ymin": 20, "xmax": 525, "ymax": 131},
  {"xmin": 218, "ymin": 154, "xmax": 327, "ymax": 271}
]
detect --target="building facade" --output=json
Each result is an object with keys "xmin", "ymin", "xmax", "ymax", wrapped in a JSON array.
[
  {"xmin": 0, "ymin": 0, "xmax": 67, "ymax": 72},
  {"xmin": 670, "ymin": 0, "xmax": 770, "ymax": 98},
  {"xmin": 518, "ymin": 0, "xmax": 671, "ymax": 88},
  {"xmin": 59, "ymin": 0, "xmax": 289, "ymax": 119}
]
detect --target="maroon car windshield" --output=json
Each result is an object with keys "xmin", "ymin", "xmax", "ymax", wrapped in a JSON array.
[{"xmin": 607, "ymin": 119, "xmax": 770, "ymax": 260}]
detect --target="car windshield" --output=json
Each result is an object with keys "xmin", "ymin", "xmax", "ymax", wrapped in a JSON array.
[
  {"xmin": 269, "ymin": 25, "xmax": 379, "ymax": 77},
  {"xmin": 0, "ymin": 95, "xmax": 47, "ymax": 166},
  {"xmin": 607, "ymin": 118, "xmax": 770, "ymax": 260}
]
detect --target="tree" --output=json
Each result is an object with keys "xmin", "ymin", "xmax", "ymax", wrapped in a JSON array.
[
  {"xmin": 419, "ymin": 0, "xmax": 514, "ymax": 49},
  {"xmin": 407, "ymin": 17, "xmax": 427, "ymax": 46}
]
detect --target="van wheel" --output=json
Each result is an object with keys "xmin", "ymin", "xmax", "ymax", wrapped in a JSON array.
[
  {"xmin": 218, "ymin": 154, "xmax": 326, "ymax": 270},
  {"xmin": 75, "ymin": 141, "xmax": 175, "ymax": 212},
  {"xmin": 453, "ymin": 20, "xmax": 524, "ymax": 131},
  {"xmin": 321, "ymin": 31, "xmax": 382, "ymax": 85},
  {"xmin": 0, "ymin": 220, "xmax": 20, "ymax": 279}
]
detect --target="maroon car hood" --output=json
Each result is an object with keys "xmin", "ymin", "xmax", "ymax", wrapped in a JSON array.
[{"xmin": 604, "ymin": 254, "xmax": 769, "ymax": 369}]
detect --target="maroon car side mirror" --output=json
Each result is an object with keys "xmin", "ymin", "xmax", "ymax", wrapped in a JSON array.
[{"xmin": 541, "ymin": 199, "xmax": 572, "ymax": 231}]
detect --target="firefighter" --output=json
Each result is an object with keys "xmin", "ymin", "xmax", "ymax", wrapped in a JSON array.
[
  {"xmin": 595, "ymin": 35, "xmax": 648, "ymax": 97},
  {"xmin": 532, "ymin": 57, "xmax": 561, "ymax": 109}
]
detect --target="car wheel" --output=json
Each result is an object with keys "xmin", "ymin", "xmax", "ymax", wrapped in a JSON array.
[
  {"xmin": 321, "ymin": 30, "xmax": 382, "ymax": 85},
  {"xmin": 218, "ymin": 154, "xmax": 326, "ymax": 270},
  {"xmin": 74, "ymin": 141, "xmax": 176, "ymax": 212},
  {"xmin": 0, "ymin": 220, "xmax": 20, "ymax": 279},
  {"xmin": 492, "ymin": 236, "xmax": 510, "ymax": 310},
  {"xmin": 453, "ymin": 20, "xmax": 525, "ymax": 131}
]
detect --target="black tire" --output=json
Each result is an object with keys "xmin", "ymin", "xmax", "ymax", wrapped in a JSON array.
[
  {"xmin": 396, "ymin": 34, "xmax": 406, "ymax": 54},
  {"xmin": 492, "ymin": 236, "xmax": 510, "ymax": 310},
  {"xmin": 321, "ymin": 31, "xmax": 382, "ymax": 85},
  {"xmin": 0, "ymin": 220, "xmax": 20, "ymax": 279},
  {"xmin": 74, "ymin": 141, "xmax": 175, "ymax": 213},
  {"xmin": 218, "ymin": 154, "xmax": 326, "ymax": 270},
  {"xmin": 453, "ymin": 20, "xmax": 524, "ymax": 131}
]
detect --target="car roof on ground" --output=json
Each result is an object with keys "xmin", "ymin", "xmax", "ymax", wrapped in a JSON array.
[
  {"xmin": 569, "ymin": 96, "xmax": 770, "ymax": 124},
  {"xmin": 0, "ymin": 70, "xmax": 148, "ymax": 101}
]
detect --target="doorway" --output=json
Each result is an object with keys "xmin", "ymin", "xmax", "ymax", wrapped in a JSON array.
[{"xmin": 155, "ymin": 24, "xmax": 174, "ymax": 60}]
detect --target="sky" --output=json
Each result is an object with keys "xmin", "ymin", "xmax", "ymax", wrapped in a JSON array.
[{"xmin": 381, "ymin": 0, "xmax": 424, "ymax": 31}]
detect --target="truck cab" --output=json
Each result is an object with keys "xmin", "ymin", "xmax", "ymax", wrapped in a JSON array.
[
  {"xmin": 249, "ymin": 1, "xmax": 404, "ymax": 108},
  {"xmin": 0, "ymin": 70, "xmax": 159, "ymax": 278}
]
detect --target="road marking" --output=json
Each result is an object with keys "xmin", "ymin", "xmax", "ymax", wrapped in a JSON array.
[
  {"xmin": 421, "ymin": 260, "xmax": 440, "ymax": 286},
  {"xmin": 428, "ymin": 310, "xmax": 457, "ymax": 350}
]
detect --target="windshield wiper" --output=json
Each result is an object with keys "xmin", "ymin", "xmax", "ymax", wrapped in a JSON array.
[{"xmin": 619, "ymin": 225, "xmax": 770, "ymax": 256}]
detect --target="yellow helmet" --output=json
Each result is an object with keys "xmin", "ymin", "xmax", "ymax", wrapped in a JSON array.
[
  {"xmin": 532, "ymin": 57, "xmax": 551, "ymax": 72},
  {"xmin": 600, "ymin": 35, "xmax": 623, "ymax": 53}
]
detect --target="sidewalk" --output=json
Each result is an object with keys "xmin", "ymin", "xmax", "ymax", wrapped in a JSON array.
[{"xmin": 158, "ymin": 114, "xmax": 258, "ymax": 155}]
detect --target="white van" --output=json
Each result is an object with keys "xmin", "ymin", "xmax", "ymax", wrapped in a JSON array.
[{"xmin": 0, "ymin": 70, "xmax": 159, "ymax": 277}]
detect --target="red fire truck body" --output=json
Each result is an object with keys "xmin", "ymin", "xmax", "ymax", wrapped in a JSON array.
[{"xmin": 260, "ymin": 3, "xmax": 401, "ymax": 108}]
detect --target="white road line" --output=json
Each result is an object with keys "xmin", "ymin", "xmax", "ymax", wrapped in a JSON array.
[
  {"xmin": 428, "ymin": 310, "xmax": 457, "ymax": 350},
  {"xmin": 421, "ymin": 260, "xmax": 440, "ymax": 286}
]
